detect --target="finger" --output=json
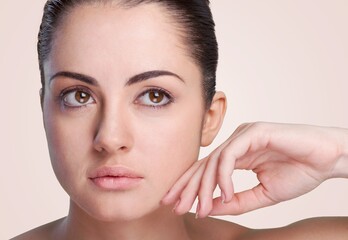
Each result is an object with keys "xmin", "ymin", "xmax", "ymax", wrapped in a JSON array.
[
  {"xmin": 230, "ymin": 122, "xmax": 253, "ymax": 138},
  {"xmin": 199, "ymin": 123, "xmax": 254, "ymax": 205},
  {"xmin": 197, "ymin": 137, "xmax": 242, "ymax": 212},
  {"xmin": 217, "ymin": 124, "xmax": 271, "ymax": 202},
  {"xmin": 173, "ymin": 162, "xmax": 207, "ymax": 215},
  {"xmin": 216, "ymin": 144, "xmax": 240, "ymax": 203},
  {"xmin": 161, "ymin": 160, "xmax": 202, "ymax": 205},
  {"xmin": 210, "ymin": 183, "xmax": 276, "ymax": 216},
  {"xmin": 197, "ymin": 154, "xmax": 219, "ymax": 218}
]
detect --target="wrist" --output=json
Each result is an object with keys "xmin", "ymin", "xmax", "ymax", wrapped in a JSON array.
[{"xmin": 331, "ymin": 128, "xmax": 348, "ymax": 179}]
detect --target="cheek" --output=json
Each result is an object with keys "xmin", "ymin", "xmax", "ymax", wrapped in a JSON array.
[
  {"xmin": 135, "ymin": 105, "xmax": 204, "ymax": 189},
  {"xmin": 43, "ymin": 106, "xmax": 95, "ymax": 189}
]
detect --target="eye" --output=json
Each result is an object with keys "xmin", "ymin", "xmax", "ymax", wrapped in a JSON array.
[
  {"xmin": 62, "ymin": 89, "xmax": 95, "ymax": 107},
  {"xmin": 136, "ymin": 88, "xmax": 173, "ymax": 108}
]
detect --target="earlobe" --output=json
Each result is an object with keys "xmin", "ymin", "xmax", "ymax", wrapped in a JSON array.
[{"xmin": 201, "ymin": 91, "xmax": 227, "ymax": 147}]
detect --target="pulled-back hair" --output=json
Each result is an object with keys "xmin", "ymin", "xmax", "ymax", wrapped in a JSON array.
[{"xmin": 38, "ymin": 0, "xmax": 218, "ymax": 106}]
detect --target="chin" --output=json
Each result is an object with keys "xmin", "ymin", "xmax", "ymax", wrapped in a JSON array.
[{"xmin": 71, "ymin": 193, "xmax": 162, "ymax": 223}]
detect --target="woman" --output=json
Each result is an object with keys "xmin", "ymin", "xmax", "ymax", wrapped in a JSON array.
[{"xmin": 13, "ymin": 0, "xmax": 348, "ymax": 239}]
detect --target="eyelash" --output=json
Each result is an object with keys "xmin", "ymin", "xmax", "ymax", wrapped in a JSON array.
[
  {"xmin": 58, "ymin": 86, "xmax": 174, "ymax": 110},
  {"xmin": 135, "ymin": 87, "xmax": 174, "ymax": 109},
  {"xmin": 59, "ymin": 86, "xmax": 95, "ymax": 110}
]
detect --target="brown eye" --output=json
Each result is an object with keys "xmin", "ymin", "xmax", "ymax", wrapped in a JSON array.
[
  {"xmin": 136, "ymin": 88, "xmax": 172, "ymax": 108},
  {"xmin": 63, "ymin": 89, "xmax": 95, "ymax": 107},
  {"xmin": 75, "ymin": 91, "xmax": 91, "ymax": 103},
  {"xmin": 149, "ymin": 90, "xmax": 164, "ymax": 103}
]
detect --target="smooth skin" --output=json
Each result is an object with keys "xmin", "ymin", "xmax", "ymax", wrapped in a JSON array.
[
  {"xmin": 13, "ymin": 2, "xmax": 348, "ymax": 240},
  {"xmin": 14, "ymin": 123, "xmax": 348, "ymax": 240},
  {"xmin": 163, "ymin": 123, "xmax": 348, "ymax": 217}
]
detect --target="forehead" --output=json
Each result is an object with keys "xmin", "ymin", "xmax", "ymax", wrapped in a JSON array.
[{"xmin": 46, "ymin": 3, "xmax": 200, "ymax": 84}]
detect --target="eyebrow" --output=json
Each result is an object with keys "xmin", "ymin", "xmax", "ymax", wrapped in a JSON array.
[
  {"xmin": 125, "ymin": 70, "xmax": 185, "ymax": 86},
  {"xmin": 49, "ymin": 70, "xmax": 185, "ymax": 87},
  {"xmin": 49, "ymin": 71, "xmax": 99, "ymax": 86}
]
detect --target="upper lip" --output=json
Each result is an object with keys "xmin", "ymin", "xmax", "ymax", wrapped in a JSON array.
[{"xmin": 89, "ymin": 166, "xmax": 144, "ymax": 179}]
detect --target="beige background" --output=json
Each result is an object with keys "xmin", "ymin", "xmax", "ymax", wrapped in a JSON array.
[{"xmin": 1, "ymin": 0, "xmax": 347, "ymax": 239}]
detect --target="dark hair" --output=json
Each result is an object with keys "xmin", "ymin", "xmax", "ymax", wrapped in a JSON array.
[{"xmin": 38, "ymin": 0, "xmax": 218, "ymax": 107}]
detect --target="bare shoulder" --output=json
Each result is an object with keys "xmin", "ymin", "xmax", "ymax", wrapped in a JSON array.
[
  {"xmin": 10, "ymin": 217, "xmax": 65, "ymax": 240},
  {"xmin": 238, "ymin": 217, "xmax": 348, "ymax": 240},
  {"xmin": 184, "ymin": 213, "xmax": 250, "ymax": 240},
  {"xmin": 184, "ymin": 215, "xmax": 348, "ymax": 240}
]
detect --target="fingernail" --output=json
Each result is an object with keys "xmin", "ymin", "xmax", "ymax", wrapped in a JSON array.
[
  {"xmin": 195, "ymin": 202, "xmax": 200, "ymax": 219},
  {"xmin": 221, "ymin": 191, "xmax": 226, "ymax": 204},
  {"xmin": 172, "ymin": 199, "xmax": 180, "ymax": 213}
]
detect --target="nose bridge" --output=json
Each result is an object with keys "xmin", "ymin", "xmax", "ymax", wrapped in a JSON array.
[{"xmin": 94, "ymin": 101, "xmax": 132, "ymax": 153}]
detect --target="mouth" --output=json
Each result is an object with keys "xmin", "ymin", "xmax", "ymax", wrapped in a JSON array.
[{"xmin": 89, "ymin": 166, "xmax": 144, "ymax": 191}]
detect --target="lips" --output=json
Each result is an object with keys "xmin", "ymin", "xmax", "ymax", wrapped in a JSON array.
[{"xmin": 89, "ymin": 166, "xmax": 143, "ymax": 191}]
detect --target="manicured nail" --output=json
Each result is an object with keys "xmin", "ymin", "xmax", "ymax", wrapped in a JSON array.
[{"xmin": 195, "ymin": 202, "xmax": 200, "ymax": 219}]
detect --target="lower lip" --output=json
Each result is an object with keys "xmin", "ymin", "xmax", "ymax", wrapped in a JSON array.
[{"xmin": 90, "ymin": 176, "xmax": 143, "ymax": 191}]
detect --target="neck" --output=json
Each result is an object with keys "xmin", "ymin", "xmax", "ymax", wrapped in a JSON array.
[{"xmin": 59, "ymin": 200, "xmax": 192, "ymax": 240}]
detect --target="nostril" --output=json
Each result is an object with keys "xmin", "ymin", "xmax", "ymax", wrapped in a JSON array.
[
  {"xmin": 95, "ymin": 146, "xmax": 105, "ymax": 153},
  {"xmin": 120, "ymin": 146, "xmax": 127, "ymax": 151},
  {"xmin": 93, "ymin": 126, "xmax": 132, "ymax": 154}
]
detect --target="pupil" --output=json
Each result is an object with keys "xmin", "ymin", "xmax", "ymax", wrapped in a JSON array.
[
  {"xmin": 150, "ymin": 91, "xmax": 163, "ymax": 103},
  {"xmin": 75, "ymin": 91, "xmax": 89, "ymax": 103}
]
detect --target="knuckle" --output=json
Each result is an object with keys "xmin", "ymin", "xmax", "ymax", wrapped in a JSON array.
[
  {"xmin": 238, "ymin": 122, "xmax": 250, "ymax": 130},
  {"xmin": 251, "ymin": 121, "xmax": 270, "ymax": 132},
  {"xmin": 218, "ymin": 147, "xmax": 230, "ymax": 162}
]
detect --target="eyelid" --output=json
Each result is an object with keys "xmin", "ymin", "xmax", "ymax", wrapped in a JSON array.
[
  {"xmin": 135, "ymin": 87, "xmax": 174, "ymax": 107},
  {"xmin": 137, "ymin": 87, "xmax": 173, "ymax": 99},
  {"xmin": 59, "ymin": 85, "xmax": 96, "ymax": 108}
]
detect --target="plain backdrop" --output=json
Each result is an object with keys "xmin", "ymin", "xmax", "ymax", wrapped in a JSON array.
[{"xmin": 1, "ymin": 1, "xmax": 348, "ymax": 239}]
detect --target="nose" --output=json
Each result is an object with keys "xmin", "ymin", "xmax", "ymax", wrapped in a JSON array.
[{"xmin": 93, "ymin": 106, "xmax": 133, "ymax": 155}]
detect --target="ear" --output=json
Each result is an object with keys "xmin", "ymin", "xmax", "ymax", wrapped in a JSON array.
[{"xmin": 201, "ymin": 91, "xmax": 227, "ymax": 147}]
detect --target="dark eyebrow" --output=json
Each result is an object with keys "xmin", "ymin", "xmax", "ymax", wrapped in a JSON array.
[
  {"xmin": 125, "ymin": 70, "xmax": 185, "ymax": 86},
  {"xmin": 49, "ymin": 71, "xmax": 99, "ymax": 86},
  {"xmin": 49, "ymin": 70, "xmax": 184, "ymax": 87}
]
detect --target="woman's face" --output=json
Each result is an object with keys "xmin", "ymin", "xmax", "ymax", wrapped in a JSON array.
[{"xmin": 42, "ymin": 3, "xmax": 206, "ymax": 221}]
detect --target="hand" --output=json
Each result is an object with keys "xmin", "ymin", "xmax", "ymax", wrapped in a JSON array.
[{"xmin": 161, "ymin": 122, "xmax": 348, "ymax": 218}]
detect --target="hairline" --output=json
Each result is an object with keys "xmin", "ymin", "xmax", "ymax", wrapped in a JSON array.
[{"xmin": 41, "ymin": 0, "xmax": 209, "ymax": 107}]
